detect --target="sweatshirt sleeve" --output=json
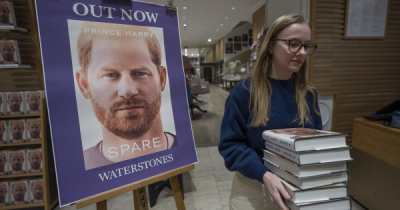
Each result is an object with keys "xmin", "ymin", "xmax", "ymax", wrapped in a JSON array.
[
  {"xmin": 218, "ymin": 82, "xmax": 270, "ymax": 183},
  {"xmin": 313, "ymin": 91, "xmax": 323, "ymax": 130}
]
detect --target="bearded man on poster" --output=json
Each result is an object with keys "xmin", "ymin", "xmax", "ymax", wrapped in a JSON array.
[{"xmin": 75, "ymin": 22, "xmax": 177, "ymax": 170}]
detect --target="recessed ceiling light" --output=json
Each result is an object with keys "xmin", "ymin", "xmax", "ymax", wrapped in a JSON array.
[
  {"xmin": 216, "ymin": 29, "xmax": 219, "ymax": 31},
  {"xmin": 232, "ymin": 7, "xmax": 235, "ymax": 10},
  {"xmin": 183, "ymin": 17, "xmax": 186, "ymax": 19},
  {"xmin": 201, "ymin": 50, "xmax": 203, "ymax": 52},
  {"xmin": 220, "ymin": 24, "xmax": 223, "ymax": 26},
  {"xmin": 226, "ymin": 17, "xmax": 228, "ymax": 19},
  {"xmin": 183, "ymin": 24, "xmax": 187, "ymax": 27},
  {"xmin": 197, "ymin": 54, "xmax": 199, "ymax": 56},
  {"xmin": 203, "ymin": 48, "xmax": 205, "ymax": 49},
  {"xmin": 183, "ymin": 6, "xmax": 187, "ymax": 9},
  {"xmin": 191, "ymin": 54, "xmax": 193, "ymax": 56},
  {"xmin": 208, "ymin": 39, "xmax": 212, "ymax": 42}
]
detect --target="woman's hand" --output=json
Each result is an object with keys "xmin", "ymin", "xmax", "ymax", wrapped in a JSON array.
[{"xmin": 263, "ymin": 171, "xmax": 291, "ymax": 210}]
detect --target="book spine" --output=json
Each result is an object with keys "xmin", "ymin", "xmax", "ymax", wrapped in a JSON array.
[
  {"xmin": 264, "ymin": 141, "xmax": 301, "ymax": 164},
  {"xmin": 262, "ymin": 131, "xmax": 296, "ymax": 151}
]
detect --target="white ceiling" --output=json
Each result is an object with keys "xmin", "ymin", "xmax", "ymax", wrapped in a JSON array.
[{"xmin": 137, "ymin": 0, "xmax": 265, "ymax": 56}]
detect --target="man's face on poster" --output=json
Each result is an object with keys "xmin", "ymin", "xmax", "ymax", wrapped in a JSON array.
[
  {"xmin": 77, "ymin": 36, "xmax": 166, "ymax": 139},
  {"xmin": 12, "ymin": 183, "xmax": 25, "ymax": 202},
  {"xmin": 28, "ymin": 152, "xmax": 41, "ymax": 170},
  {"xmin": 0, "ymin": 43, "xmax": 15, "ymax": 62},
  {"xmin": 0, "ymin": 124, "xmax": 4, "ymax": 140},
  {"xmin": 10, "ymin": 152, "xmax": 23, "ymax": 171},
  {"xmin": 0, "ymin": 186, "xmax": 6, "ymax": 203},
  {"xmin": 0, "ymin": 4, "xmax": 10, "ymax": 24},
  {"xmin": 31, "ymin": 182, "xmax": 43, "ymax": 200},
  {"xmin": 27, "ymin": 93, "xmax": 40, "ymax": 111},
  {"xmin": 10, "ymin": 121, "xmax": 24, "ymax": 140},
  {"xmin": 28, "ymin": 121, "xmax": 40, "ymax": 139},
  {"xmin": 0, "ymin": 154, "xmax": 6, "ymax": 172},
  {"xmin": 8, "ymin": 94, "xmax": 21, "ymax": 112}
]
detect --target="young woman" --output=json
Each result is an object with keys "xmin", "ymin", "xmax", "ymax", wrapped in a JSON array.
[{"xmin": 219, "ymin": 14, "xmax": 322, "ymax": 210}]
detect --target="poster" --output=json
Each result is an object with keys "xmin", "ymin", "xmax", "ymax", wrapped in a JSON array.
[
  {"xmin": 226, "ymin": 43, "xmax": 233, "ymax": 54},
  {"xmin": 35, "ymin": 0, "xmax": 197, "ymax": 206}
]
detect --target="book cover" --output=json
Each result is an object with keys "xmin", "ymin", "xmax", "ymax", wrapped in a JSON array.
[
  {"xmin": 8, "ymin": 150, "xmax": 27, "ymax": 174},
  {"xmin": 0, "ymin": 2, "xmax": 17, "ymax": 28},
  {"xmin": 5, "ymin": 92, "xmax": 24, "ymax": 115},
  {"xmin": 0, "ymin": 92, "xmax": 5, "ymax": 116},
  {"xmin": 0, "ymin": 121, "xmax": 7, "ymax": 144},
  {"xmin": 285, "ymin": 198, "xmax": 351, "ymax": 210},
  {"xmin": 25, "ymin": 91, "xmax": 44, "ymax": 114},
  {"xmin": 8, "ymin": 119, "xmax": 26, "ymax": 143},
  {"xmin": 0, "ymin": 40, "xmax": 21, "ymax": 67},
  {"xmin": 29, "ymin": 178, "xmax": 44, "ymax": 203},
  {"xmin": 27, "ymin": 148, "xmax": 42, "ymax": 173},
  {"xmin": 26, "ymin": 118, "xmax": 41, "ymax": 142},
  {"xmin": 0, "ymin": 150, "xmax": 8, "ymax": 175},
  {"xmin": 10, "ymin": 180, "xmax": 29, "ymax": 205},
  {"xmin": 262, "ymin": 128, "xmax": 346, "ymax": 152},
  {"xmin": 0, "ymin": 181, "xmax": 9, "ymax": 206}
]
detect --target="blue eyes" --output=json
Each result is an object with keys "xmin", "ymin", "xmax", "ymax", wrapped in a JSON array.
[
  {"xmin": 106, "ymin": 73, "xmax": 117, "ymax": 77},
  {"xmin": 104, "ymin": 72, "xmax": 148, "ymax": 78},
  {"xmin": 132, "ymin": 72, "xmax": 146, "ymax": 76}
]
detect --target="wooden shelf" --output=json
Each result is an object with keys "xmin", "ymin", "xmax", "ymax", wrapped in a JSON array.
[
  {"xmin": 0, "ymin": 114, "xmax": 40, "ymax": 119},
  {"xmin": 0, "ymin": 202, "xmax": 44, "ymax": 210},
  {"xmin": 0, "ymin": 141, "xmax": 42, "ymax": 148},
  {"xmin": 0, "ymin": 64, "xmax": 32, "ymax": 69},
  {"xmin": 0, "ymin": 172, "xmax": 42, "ymax": 179},
  {"xmin": 0, "ymin": 26, "xmax": 28, "ymax": 33}
]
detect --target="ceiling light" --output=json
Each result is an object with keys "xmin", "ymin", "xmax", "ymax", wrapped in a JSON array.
[
  {"xmin": 226, "ymin": 17, "xmax": 228, "ymax": 19},
  {"xmin": 203, "ymin": 48, "xmax": 204, "ymax": 49},
  {"xmin": 201, "ymin": 50, "xmax": 203, "ymax": 52},
  {"xmin": 220, "ymin": 24, "xmax": 223, "ymax": 26},
  {"xmin": 183, "ymin": 17, "xmax": 186, "ymax": 19},
  {"xmin": 208, "ymin": 39, "xmax": 211, "ymax": 42},
  {"xmin": 232, "ymin": 7, "xmax": 235, "ymax": 10},
  {"xmin": 183, "ymin": 24, "xmax": 186, "ymax": 27},
  {"xmin": 216, "ymin": 29, "xmax": 219, "ymax": 31},
  {"xmin": 183, "ymin": 6, "xmax": 187, "ymax": 9},
  {"xmin": 191, "ymin": 54, "xmax": 193, "ymax": 56},
  {"xmin": 197, "ymin": 54, "xmax": 199, "ymax": 56}
]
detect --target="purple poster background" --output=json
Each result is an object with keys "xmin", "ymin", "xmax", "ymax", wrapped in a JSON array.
[{"xmin": 35, "ymin": 0, "xmax": 197, "ymax": 206}]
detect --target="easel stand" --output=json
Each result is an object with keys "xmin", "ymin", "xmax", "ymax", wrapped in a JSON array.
[{"xmin": 76, "ymin": 164, "xmax": 195, "ymax": 210}]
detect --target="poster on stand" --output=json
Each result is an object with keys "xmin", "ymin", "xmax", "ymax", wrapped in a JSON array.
[{"xmin": 35, "ymin": 0, "xmax": 197, "ymax": 206}]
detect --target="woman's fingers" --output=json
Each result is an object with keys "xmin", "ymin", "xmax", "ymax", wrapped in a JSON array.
[
  {"xmin": 272, "ymin": 192, "xmax": 289, "ymax": 210},
  {"xmin": 278, "ymin": 184, "xmax": 291, "ymax": 200}
]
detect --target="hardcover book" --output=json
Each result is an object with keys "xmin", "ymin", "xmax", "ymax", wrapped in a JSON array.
[
  {"xmin": 5, "ymin": 92, "xmax": 24, "ymax": 115},
  {"xmin": 8, "ymin": 150, "xmax": 27, "ymax": 174},
  {"xmin": 10, "ymin": 180, "xmax": 29, "ymax": 205},
  {"xmin": 0, "ymin": 150, "xmax": 8, "ymax": 175},
  {"xmin": 0, "ymin": 40, "xmax": 21, "ymax": 68},
  {"xmin": 0, "ymin": 1, "xmax": 17, "ymax": 28},
  {"xmin": 281, "ymin": 179, "xmax": 348, "ymax": 204},
  {"xmin": 25, "ymin": 91, "xmax": 44, "ymax": 114},
  {"xmin": 264, "ymin": 142, "xmax": 352, "ymax": 165},
  {"xmin": 0, "ymin": 181, "xmax": 9, "ymax": 206},
  {"xmin": 26, "ymin": 148, "xmax": 42, "ymax": 173},
  {"xmin": 0, "ymin": 121, "xmax": 7, "ymax": 144},
  {"xmin": 29, "ymin": 178, "xmax": 44, "ymax": 203},
  {"xmin": 26, "ymin": 118, "xmax": 41, "ymax": 142},
  {"xmin": 264, "ymin": 159, "xmax": 348, "ymax": 190},
  {"xmin": 8, "ymin": 119, "xmax": 26, "ymax": 143},
  {"xmin": 0, "ymin": 92, "xmax": 5, "ymax": 116},
  {"xmin": 284, "ymin": 198, "xmax": 351, "ymax": 210},
  {"xmin": 262, "ymin": 128, "xmax": 347, "ymax": 152},
  {"xmin": 263, "ymin": 149, "xmax": 349, "ymax": 177}
]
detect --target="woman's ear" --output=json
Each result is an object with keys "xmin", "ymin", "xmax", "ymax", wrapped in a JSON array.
[{"xmin": 268, "ymin": 43, "xmax": 274, "ymax": 54}]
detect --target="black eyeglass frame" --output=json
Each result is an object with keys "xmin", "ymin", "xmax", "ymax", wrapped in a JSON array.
[{"xmin": 271, "ymin": 39, "xmax": 318, "ymax": 55}]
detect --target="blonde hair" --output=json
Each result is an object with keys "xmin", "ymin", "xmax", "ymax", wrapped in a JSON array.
[
  {"xmin": 250, "ymin": 14, "xmax": 320, "ymax": 127},
  {"xmin": 77, "ymin": 21, "xmax": 162, "ymax": 73}
]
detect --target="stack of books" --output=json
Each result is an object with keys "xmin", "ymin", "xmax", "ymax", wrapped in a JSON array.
[{"xmin": 262, "ymin": 128, "xmax": 353, "ymax": 210}]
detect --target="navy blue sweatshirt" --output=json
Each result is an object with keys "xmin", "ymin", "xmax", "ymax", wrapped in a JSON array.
[{"xmin": 219, "ymin": 77, "xmax": 323, "ymax": 183}]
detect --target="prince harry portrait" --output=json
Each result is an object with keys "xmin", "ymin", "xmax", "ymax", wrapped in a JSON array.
[{"xmin": 69, "ymin": 21, "xmax": 177, "ymax": 170}]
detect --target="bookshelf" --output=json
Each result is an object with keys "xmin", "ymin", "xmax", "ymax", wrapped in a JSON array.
[
  {"xmin": 0, "ymin": 99, "xmax": 58, "ymax": 210},
  {"xmin": 0, "ymin": 0, "xmax": 58, "ymax": 209}
]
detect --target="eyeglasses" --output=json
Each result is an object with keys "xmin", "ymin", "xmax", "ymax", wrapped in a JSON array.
[{"xmin": 272, "ymin": 39, "xmax": 318, "ymax": 56}]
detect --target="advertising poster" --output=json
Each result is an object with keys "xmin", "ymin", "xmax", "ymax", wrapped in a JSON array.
[{"xmin": 35, "ymin": 0, "xmax": 197, "ymax": 206}]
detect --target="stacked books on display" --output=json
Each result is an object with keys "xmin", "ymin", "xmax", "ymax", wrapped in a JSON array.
[{"xmin": 262, "ymin": 128, "xmax": 353, "ymax": 210}]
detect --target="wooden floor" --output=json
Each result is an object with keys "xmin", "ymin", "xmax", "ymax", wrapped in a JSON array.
[{"xmin": 191, "ymin": 84, "xmax": 231, "ymax": 147}]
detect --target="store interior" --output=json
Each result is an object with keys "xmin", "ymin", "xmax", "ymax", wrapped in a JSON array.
[{"xmin": 0, "ymin": 0, "xmax": 399, "ymax": 210}]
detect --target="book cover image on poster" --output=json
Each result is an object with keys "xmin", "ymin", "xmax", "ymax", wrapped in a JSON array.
[
  {"xmin": 226, "ymin": 43, "xmax": 233, "ymax": 54},
  {"xmin": 0, "ymin": 1, "xmax": 17, "ymax": 27},
  {"xmin": 8, "ymin": 119, "xmax": 26, "ymax": 143},
  {"xmin": 0, "ymin": 92, "xmax": 4, "ymax": 116},
  {"xmin": 0, "ymin": 181, "xmax": 9, "ymax": 206},
  {"xmin": 0, "ymin": 150, "xmax": 8, "ymax": 175},
  {"xmin": 8, "ymin": 150, "xmax": 26, "ymax": 174},
  {"xmin": 0, "ymin": 121, "xmax": 7, "ymax": 144},
  {"xmin": 0, "ymin": 40, "xmax": 21, "ymax": 67},
  {"xmin": 67, "ymin": 20, "xmax": 177, "ymax": 170},
  {"xmin": 6, "ymin": 92, "xmax": 24, "ymax": 115},
  {"xmin": 10, "ymin": 180, "xmax": 29, "ymax": 205},
  {"xmin": 27, "ymin": 148, "xmax": 42, "ymax": 173},
  {"xmin": 29, "ymin": 178, "xmax": 43, "ymax": 203},
  {"xmin": 25, "ymin": 91, "xmax": 43, "ymax": 114},
  {"xmin": 265, "ymin": 128, "xmax": 344, "ymax": 140},
  {"xmin": 26, "ymin": 119, "xmax": 41, "ymax": 142}
]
